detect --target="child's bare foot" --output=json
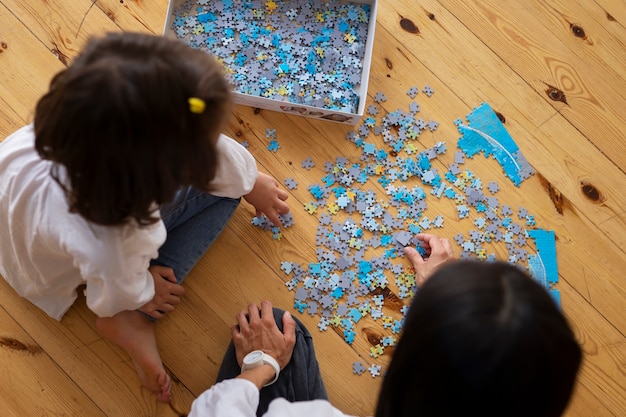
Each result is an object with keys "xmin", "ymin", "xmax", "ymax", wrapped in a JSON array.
[{"xmin": 95, "ymin": 311, "xmax": 172, "ymax": 402}]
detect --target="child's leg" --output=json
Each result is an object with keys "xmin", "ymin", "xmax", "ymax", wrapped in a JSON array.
[
  {"xmin": 121, "ymin": 189, "xmax": 236, "ymax": 397},
  {"xmin": 216, "ymin": 308, "xmax": 328, "ymax": 417},
  {"xmin": 95, "ymin": 310, "xmax": 171, "ymax": 402},
  {"xmin": 154, "ymin": 186, "xmax": 240, "ymax": 283}
]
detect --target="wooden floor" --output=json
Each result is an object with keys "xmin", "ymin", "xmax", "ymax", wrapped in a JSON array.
[{"xmin": 1, "ymin": 0, "xmax": 625, "ymax": 416}]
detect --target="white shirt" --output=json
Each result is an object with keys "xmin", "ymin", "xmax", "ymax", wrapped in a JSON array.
[
  {"xmin": 0, "ymin": 125, "xmax": 257, "ymax": 320},
  {"xmin": 189, "ymin": 379, "xmax": 355, "ymax": 417}
]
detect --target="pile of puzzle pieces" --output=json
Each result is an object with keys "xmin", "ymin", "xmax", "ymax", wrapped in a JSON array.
[
  {"xmin": 251, "ymin": 87, "xmax": 559, "ymax": 378},
  {"xmin": 171, "ymin": 0, "xmax": 372, "ymax": 113}
]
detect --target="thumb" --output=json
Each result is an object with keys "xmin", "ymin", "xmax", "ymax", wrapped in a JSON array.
[{"xmin": 404, "ymin": 246, "xmax": 425, "ymax": 266}]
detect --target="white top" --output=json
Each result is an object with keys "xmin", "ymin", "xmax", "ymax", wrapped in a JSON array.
[
  {"xmin": 189, "ymin": 379, "xmax": 355, "ymax": 417},
  {"xmin": 0, "ymin": 125, "xmax": 257, "ymax": 320}
]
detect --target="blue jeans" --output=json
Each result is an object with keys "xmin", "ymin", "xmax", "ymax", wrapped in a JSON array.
[
  {"xmin": 151, "ymin": 186, "xmax": 240, "ymax": 284},
  {"xmin": 216, "ymin": 308, "xmax": 329, "ymax": 417}
]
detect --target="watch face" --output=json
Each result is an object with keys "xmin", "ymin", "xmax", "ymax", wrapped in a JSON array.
[{"xmin": 245, "ymin": 351, "xmax": 263, "ymax": 364}]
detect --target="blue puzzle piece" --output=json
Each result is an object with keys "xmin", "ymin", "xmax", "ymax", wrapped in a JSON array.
[
  {"xmin": 457, "ymin": 103, "xmax": 534, "ymax": 186},
  {"xmin": 527, "ymin": 229, "xmax": 560, "ymax": 307}
]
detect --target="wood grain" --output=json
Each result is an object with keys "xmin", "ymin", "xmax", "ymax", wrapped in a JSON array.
[{"xmin": 0, "ymin": 0, "xmax": 624, "ymax": 416}]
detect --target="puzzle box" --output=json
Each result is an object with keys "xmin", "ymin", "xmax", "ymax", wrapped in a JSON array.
[{"xmin": 163, "ymin": 0, "xmax": 378, "ymax": 125}]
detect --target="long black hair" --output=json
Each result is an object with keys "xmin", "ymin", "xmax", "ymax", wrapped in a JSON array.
[{"xmin": 376, "ymin": 260, "xmax": 582, "ymax": 417}]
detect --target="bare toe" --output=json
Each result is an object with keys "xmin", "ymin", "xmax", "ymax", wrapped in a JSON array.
[
  {"xmin": 95, "ymin": 311, "xmax": 171, "ymax": 402},
  {"xmin": 157, "ymin": 373, "xmax": 172, "ymax": 402}
]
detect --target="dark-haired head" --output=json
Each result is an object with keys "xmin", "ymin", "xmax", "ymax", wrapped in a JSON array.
[
  {"xmin": 34, "ymin": 32, "xmax": 232, "ymax": 226},
  {"xmin": 376, "ymin": 260, "xmax": 582, "ymax": 417}
]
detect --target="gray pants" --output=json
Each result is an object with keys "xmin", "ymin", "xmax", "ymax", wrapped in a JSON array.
[{"xmin": 216, "ymin": 308, "xmax": 328, "ymax": 417}]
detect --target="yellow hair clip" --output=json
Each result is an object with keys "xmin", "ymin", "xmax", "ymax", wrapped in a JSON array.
[{"xmin": 188, "ymin": 97, "xmax": 206, "ymax": 114}]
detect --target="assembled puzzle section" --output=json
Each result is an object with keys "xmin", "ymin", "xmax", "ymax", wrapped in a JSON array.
[
  {"xmin": 164, "ymin": 0, "xmax": 378, "ymax": 125},
  {"xmin": 455, "ymin": 103, "xmax": 535, "ymax": 186}
]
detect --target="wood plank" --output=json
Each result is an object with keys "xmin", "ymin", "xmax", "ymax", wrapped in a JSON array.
[
  {"xmin": 371, "ymin": 6, "xmax": 626, "ymax": 264},
  {"xmin": 439, "ymin": 1, "xmax": 626, "ymax": 171},
  {"xmin": 588, "ymin": 0, "xmax": 626, "ymax": 26},
  {"xmin": 171, "ymin": 194, "xmax": 626, "ymax": 417},
  {"xmin": 224, "ymin": 24, "xmax": 626, "ymax": 334},
  {"xmin": 216, "ymin": 112, "xmax": 624, "ymax": 415},
  {"xmin": 0, "ymin": 278, "xmax": 194, "ymax": 416},
  {"xmin": 94, "ymin": 0, "xmax": 169, "ymax": 34},
  {"xmin": 1, "ymin": 0, "xmax": 120, "ymax": 64},
  {"xmin": 535, "ymin": 0, "xmax": 626, "ymax": 77},
  {"xmin": 0, "ymin": 2, "xmax": 65, "ymax": 124},
  {"xmin": 0, "ymin": 0, "xmax": 624, "ymax": 416},
  {"xmin": 0, "ymin": 96, "xmax": 26, "ymax": 139},
  {"xmin": 0, "ymin": 305, "xmax": 107, "ymax": 417},
  {"xmin": 560, "ymin": 283, "xmax": 626, "ymax": 417},
  {"xmin": 182, "ymin": 219, "xmax": 383, "ymax": 416}
]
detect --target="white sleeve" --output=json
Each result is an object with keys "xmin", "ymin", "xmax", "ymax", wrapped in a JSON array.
[
  {"xmin": 265, "ymin": 398, "xmax": 355, "ymax": 417},
  {"xmin": 78, "ymin": 221, "xmax": 164, "ymax": 318},
  {"xmin": 83, "ymin": 269, "xmax": 155, "ymax": 318},
  {"xmin": 209, "ymin": 134, "xmax": 258, "ymax": 198},
  {"xmin": 188, "ymin": 379, "xmax": 259, "ymax": 417},
  {"xmin": 188, "ymin": 378, "xmax": 355, "ymax": 417}
]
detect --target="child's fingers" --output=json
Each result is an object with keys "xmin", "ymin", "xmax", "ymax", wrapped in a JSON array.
[
  {"xmin": 163, "ymin": 270, "xmax": 177, "ymax": 283},
  {"xmin": 277, "ymin": 188, "xmax": 289, "ymax": 201},
  {"xmin": 266, "ymin": 211, "xmax": 282, "ymax": 228},
  {"xmin": 166, "ymin": 293, "xmax": 182, "ymax": 305},
  {"xmin": 157, "ymin": 303, "xmax": 175, "ymax": 314},
  {"xmin": 231, "ymin": 322, "xmax": 240, "ymax": 338},
  {"xmin": 164, "ymin": 281, "xmax": 185, "ymax": 296},
  {"xmin": 150, "ymin": 265, "xmax": 177, "ymax": 282},
  {"xmin": 275, "ymin": 200, "xmax": 290, "ymax": 215}
]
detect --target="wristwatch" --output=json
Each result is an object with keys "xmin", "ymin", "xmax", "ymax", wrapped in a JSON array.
[{"xmin": 241, "ymin": 350, "xmax": 280, "ymax": 386}]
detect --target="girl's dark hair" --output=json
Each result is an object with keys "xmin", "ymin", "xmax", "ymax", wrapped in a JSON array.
[
  {"xmin": 375, "ymin": 260, "xmax": 582, "ymax": 417},
  {"xmin": 34, "ymin": 32, "xmax": 232, "ymax": 226}
]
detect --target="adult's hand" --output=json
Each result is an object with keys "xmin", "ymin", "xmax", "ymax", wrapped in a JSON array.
[
  {"xmin": 231, "ymin": 300, "xmax": 296, "ymax": 370},
  {"xmin": 404, "ymin": 233, "xmax": 454, "ymax": 287}
]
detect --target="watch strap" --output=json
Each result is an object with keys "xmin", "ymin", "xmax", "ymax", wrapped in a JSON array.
[{"xmin": 241, "ymin": 350, "xmax": 280, "ymax": 386}]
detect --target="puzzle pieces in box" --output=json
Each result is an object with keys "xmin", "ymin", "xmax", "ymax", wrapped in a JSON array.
[{"xmin": 170, "ymin": 0, "xmax": 372, "ymax": 113}]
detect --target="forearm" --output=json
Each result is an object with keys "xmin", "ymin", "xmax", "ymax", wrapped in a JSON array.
[{"xmin": 236, "ymin": 364, "xmax": 276, "ymax": 390}]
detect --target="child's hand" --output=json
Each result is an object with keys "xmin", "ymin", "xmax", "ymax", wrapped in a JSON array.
[
  {"xmin": 404, "ymin": 233, "xmax": 454, "ymax": 287},
  {"xmin": 243, "ymin": 172, "xmax": 290, "ymax": 227},
  {"xmin": 140, "ymin": 265, "xmax": 185, "ymax": 319}
]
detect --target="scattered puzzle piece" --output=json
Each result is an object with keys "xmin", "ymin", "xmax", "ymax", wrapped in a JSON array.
[
  {"xmin": 302, "ymin": 157, "xmax": 316, "ymax": 170},
  {"xmin": 285, "ymin": 177, "xmax": 298, "ymax": 190},
  {"xmin": 406, "ymin": 86, "xmax": 419, "ymax": 99},
  {"xmin": 353, "ymin": 361, "xmax": 366, "ymax": 375}
]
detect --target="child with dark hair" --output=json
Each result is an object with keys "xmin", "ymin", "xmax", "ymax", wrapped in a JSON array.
[
  {"xmin": 0, "ymin": 32, "xmax": 289, "ymax": 402},
  {"xmin": 189, "ymin": 234, "xmax": 582, "ymax": 417}
]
